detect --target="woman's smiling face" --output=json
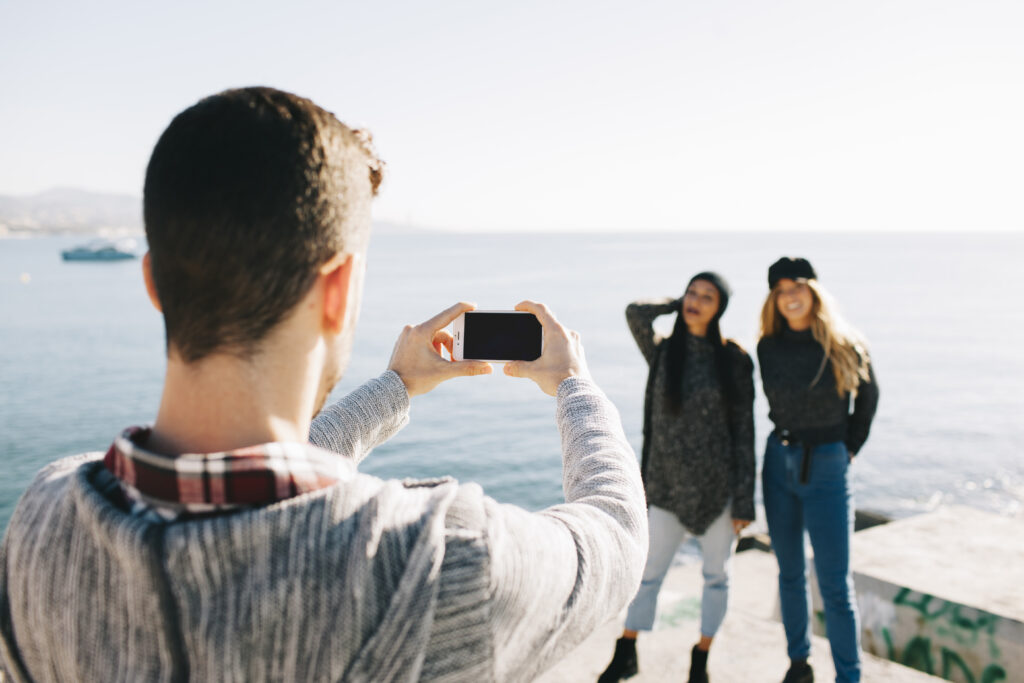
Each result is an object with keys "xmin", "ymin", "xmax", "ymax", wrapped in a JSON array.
[{"xmin": 775, "ymin": 278, "xmax": 814, "ymax": 329}]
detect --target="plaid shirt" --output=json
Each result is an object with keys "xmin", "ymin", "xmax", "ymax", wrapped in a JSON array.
[{"xmin": 103, "ymin": 426, "xmax": 352, "ymax": 521}]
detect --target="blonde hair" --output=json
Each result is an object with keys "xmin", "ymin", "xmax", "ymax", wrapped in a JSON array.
[{"xmin": 759, "ymin": 279, "xmax": 871, "ymax": 397}]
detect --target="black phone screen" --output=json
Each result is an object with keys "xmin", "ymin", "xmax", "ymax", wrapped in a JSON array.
[{"xmin": 463, "ymin": 312, "xmax": 542, "ymax": 361}]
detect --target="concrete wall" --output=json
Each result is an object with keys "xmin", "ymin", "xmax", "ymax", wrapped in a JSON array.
[
  {"xmin": 837, "ymin": 574, "xmax": 1019, "ymax": 683},
  {"xmin": 806, "ymin": 505, "xmax": 1024, "ymax": 683}
]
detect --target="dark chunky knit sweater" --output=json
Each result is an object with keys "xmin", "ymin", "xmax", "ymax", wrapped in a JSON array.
[
  {"xmin": 626, "ymin": 299, "xmax": 756, "ymax": 535},
  {"xmin": 757, "ymin": 326, "xmax": 879, "ymax": 455}
]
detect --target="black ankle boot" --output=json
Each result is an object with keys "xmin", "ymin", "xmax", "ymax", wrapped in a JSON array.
[
  {"xmin": 781, "ymin": 659, "xmax": 813, "ymax": 683},
  {"xmin": 597, "ymin": 637, "xmax": 638, "ymax": 682},
  {"xmin": 687, "ymin": 644, "xmax": 709, "ymax": 683}
]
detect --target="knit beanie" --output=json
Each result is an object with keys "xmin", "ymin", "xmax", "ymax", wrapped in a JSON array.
[
  {"xmin": 767, "ymin": 257, "xmax": 817, "ymax": 289},
  {"xmin": 688, "ymin": 271, "xmax": 731, "ymax": 317}
]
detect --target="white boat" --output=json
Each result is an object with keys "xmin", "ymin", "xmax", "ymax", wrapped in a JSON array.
[{"xmin": 61, "ymin": 238, "xmax": 138, "ymax": 261}]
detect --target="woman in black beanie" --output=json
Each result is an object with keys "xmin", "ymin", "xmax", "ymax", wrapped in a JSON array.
[
  {"xmin": 598, "ymin": 272, "xmax": 755, "ymax": 683},
  {"xmin": 758, "ymin": 258, "xmax": 879, "ymax": 683}
]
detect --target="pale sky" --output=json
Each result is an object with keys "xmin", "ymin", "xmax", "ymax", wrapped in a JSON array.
[{"xmin": 1, "ymin": 0, "xmax": 1022, "ymax": 231}]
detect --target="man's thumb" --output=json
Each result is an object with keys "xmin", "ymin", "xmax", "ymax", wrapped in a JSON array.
[
  {"xmin": 456, "ymin": 361, "xmax": 492, "ymax": 378},
  {"xmin": 503, "ymin": 360, "xmax": 532, "ymax": 378}
]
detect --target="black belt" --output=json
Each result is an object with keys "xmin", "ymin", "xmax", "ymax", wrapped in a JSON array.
[{"xmin": 776, "ymin": 429, "xmax": 813, "ymax": 485}]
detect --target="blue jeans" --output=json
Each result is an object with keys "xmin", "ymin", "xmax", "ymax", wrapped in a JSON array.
[
  {"xmin": 762, "ymin": 434, "xmax": 860, "ymax": 683},
  {"xmin": 624, "ymin": 504, "xmax": 736, "ymax": 637}
]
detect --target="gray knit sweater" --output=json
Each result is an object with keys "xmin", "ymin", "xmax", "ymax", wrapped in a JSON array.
[
  {"xmin": 0, "ymin": 372, "xmax": 646, "ymax": 682},
  {"xmin": 626, "ymin": 300, "xmax": 756, "ymax": 534}
]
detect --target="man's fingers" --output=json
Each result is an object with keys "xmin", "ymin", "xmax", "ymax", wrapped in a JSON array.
[
  {"xmin": 504, "ymin": 360, "xmax": 532, "ymax": 378},
  {"xmin": 514, "ymin": 300, "xmax": 557, "ymax": 328},
  {"xmin": 422, "ymin": 301, "xmax": 475, "ymax": 333},
  {"xmin": 432, "ymin": 329, "xmax": 455, "ymax": 359},
  {"xmin": 452, "ymin": 360, "xmax": 492, "ymax": 377}
]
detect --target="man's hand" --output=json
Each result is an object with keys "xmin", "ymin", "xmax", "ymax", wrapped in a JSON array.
[
  {"xmin": 732, "ymin": 519, "xmax": 752, "ymax": 535},
  {"xmin": 503, "ymin": 300, "xmax": 591, "ymax": 396},
  {"xmin": 387, "ymin": 302, "xmax": 492, "ymax": 397}
]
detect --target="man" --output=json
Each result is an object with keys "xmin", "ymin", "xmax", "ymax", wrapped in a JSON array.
[{"xmin": 0, "ymin": 87, "xmax": 646, "ymax": 682}]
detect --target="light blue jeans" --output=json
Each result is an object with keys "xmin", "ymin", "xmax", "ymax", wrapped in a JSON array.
[
  {"xmin": 763, "ymin": 433, "xmax": 860, "ymax": 683},
  {"xmin": 624, "ymin": 504, "xmax": 736, "ymax": 637}
]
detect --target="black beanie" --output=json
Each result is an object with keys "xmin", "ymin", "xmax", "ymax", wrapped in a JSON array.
[
  {"xmin": 688, "ymin": 271, "xmax": 731, "ymax": 317},
  {"xmin": 767, "ymin": 257, "xmax": 817, "ymax": 289}
]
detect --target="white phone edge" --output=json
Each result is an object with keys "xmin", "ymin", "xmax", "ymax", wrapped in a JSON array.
[{"xmin": 452, "ymin": 312, "xmax": 466, "ymax": 361}]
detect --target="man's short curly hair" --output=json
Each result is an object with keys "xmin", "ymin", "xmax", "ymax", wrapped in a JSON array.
[{"xmin": 143, "ymin": 87, "xmax": 382, "ymax": 362}]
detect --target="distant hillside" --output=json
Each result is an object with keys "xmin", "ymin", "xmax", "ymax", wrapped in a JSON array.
[
  {"xmin": 0, "ymin": 188, "xmax": 143, "ymax": 237},
  {"xmin": 0, "ymin": 188, "xmax": 427, "ymax": 237},
  {"xmin": 372, "ymin": 220, "xmax": 431, "ymax": 234}
]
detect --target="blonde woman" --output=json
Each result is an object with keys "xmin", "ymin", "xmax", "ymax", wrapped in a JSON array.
[{"xmin": 758, "ymin": 258, "xmax": 879, "ymax": 683}]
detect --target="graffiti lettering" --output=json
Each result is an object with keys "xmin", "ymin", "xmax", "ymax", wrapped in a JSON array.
[
  {"xmin": 892, "ymin": 588, "xmax": 1001, "ymax": 657},
  {"xmin": 876, "ymin": 588, "xmax": 1011, "ymax": 683},
  {"xmin": 656, "ymin": 596, "xmax": 701, "ymax": 629},
  {"xmin": 899, "ymin": 635, "xmax": 934, "ymax": 674},
  {"xmin": 879, "ymin": 631, "xmax": 1009, "ymax": 683}
]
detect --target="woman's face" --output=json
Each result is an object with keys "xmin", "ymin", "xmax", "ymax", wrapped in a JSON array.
[
  {"xmin": 775, "ymin": 278, "xmax": 814, "ymax": 328},
  {"xmin": 682, "ymin": 279, "xmax": 721, "ymax": 334}
]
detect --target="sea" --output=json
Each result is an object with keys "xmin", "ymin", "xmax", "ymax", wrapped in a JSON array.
[{"xmin": 2, "ymin": 231, "xmax": 1023, "ymax": 534}]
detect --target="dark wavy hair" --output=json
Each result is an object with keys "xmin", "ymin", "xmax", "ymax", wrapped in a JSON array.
[{"xmin": 664, "ymin": 281, "xmax": 735, "ymax": 411}]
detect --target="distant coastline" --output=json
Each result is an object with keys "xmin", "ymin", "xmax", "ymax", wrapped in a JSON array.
[
  {"xmin": 0, "ymin": 225, "xmax": 144, "ymax": 239},
  {"xmin": 5, "ymin": 188, "xmax": 1020, "ymax": 238},
  {"xmin": 0, "ymin": 222, "xmax": 424, "ymax": 239},
  {"xmin": 0, "ymin": 187, "xmax": 142, "ymax": 239},
  {"xmin": 0, "ymin": 187, "xmax": 429, "ymax": 239}
]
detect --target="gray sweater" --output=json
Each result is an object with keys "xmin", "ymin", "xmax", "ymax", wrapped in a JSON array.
[
  {"xmin": 626, "ymin": 300, "xmax": 756, "ymax": 534},
  {"xmin": 0, "ymin": 372, "xmax": 646, "ymax": 682}
]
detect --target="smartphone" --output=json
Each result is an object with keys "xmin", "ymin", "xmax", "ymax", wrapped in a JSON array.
[{"xmin": 452, "ymin": 311, "xmax": 543, "ymax": 362}]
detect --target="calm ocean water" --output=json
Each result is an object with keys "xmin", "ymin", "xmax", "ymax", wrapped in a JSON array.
[{"xmin": 2, "ymin": 231, "xmax": 1023, "ymax": 532}]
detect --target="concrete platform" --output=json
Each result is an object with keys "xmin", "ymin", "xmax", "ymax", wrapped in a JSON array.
[
  {"xmin": 538, "ymin": 548, "xmax": 941, "ymax": 682},
  {"xmin": 840, "ymin": 506, "xmax": 1024, "ymax": 683}
]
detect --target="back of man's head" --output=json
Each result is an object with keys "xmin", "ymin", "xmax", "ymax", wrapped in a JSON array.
[{"xmin": 144, "ymin": 87, "xmax": 382, "ymax": 363}]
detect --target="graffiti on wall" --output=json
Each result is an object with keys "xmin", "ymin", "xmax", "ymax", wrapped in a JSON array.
[
  {"xmin": 656, "ymin": 595, "xmax": 702, "ymax": 629},
  {"xmin": 862, "ymin": 587, "xmax": 1008, "ymax": 683}
]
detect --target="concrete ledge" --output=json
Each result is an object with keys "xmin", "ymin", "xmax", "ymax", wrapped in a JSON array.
[
  {"xmin": 538, "ymin": 506, "xmax": 1022, "ymax": 682},
  {"xmin": 538, "ymin": 548, "xmax": 942, "ymax": 682},
  {"xmin": 838, "ymin": 506, "xmax": 1023, "ymax": 682}
]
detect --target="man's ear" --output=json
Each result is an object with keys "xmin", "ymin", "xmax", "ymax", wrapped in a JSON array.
[
  {"xmin": 142, "ymin": 252, "xmax": 162, "ymax": 312},
  {"xmin": 320, "ymin": 252, "xmax": 356, "ymax": 335}
]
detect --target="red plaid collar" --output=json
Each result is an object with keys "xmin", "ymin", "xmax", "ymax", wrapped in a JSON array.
[{"xmin": 103, "ymin": 426, "xmax": 354, "ymax": 519}]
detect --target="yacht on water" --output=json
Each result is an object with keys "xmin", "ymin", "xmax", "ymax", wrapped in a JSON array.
[{"xmin": 61, "ymin": 238, "xmax": 138, "ymax": 261}]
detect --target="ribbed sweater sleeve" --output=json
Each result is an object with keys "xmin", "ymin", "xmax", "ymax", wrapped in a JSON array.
[
  {"xmin": 728, "ymin": 348, "xmax": 756, "ymax": 521},
  {"xmin": 845, "ymin": 359, "xmax": 879, "ymax": 456},
  {"xmin": 625, "ymin": 298, "xmax": 680, "ymax": 365},
  {"xmin": 484, "ymin": 377, "xmax": 648, "ymax": 682},
  {"xmin": 308, "ymin": 370, "xmax": 410, "ymax": 464},
  {"xmin": 0, "ymin": 515, "xmax": 28, "ymax": 683}
]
